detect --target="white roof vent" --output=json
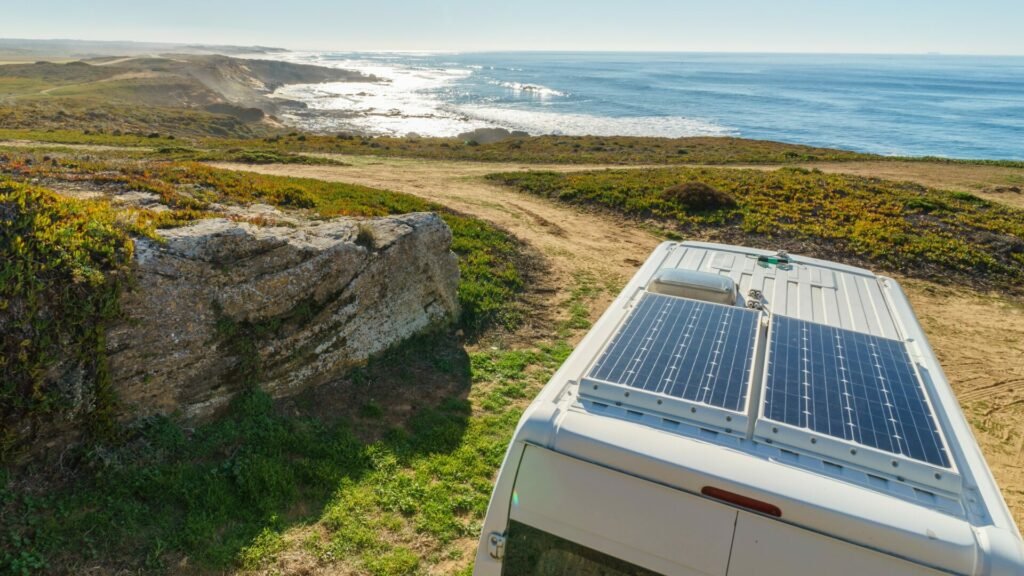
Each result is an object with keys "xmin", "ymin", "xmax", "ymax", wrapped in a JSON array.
[{"xmin": 647, "ymin": 269, "xmax": 737, "ymax": 305}]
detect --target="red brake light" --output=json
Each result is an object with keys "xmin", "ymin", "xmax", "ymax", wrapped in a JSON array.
[{"xmin": 701, "ymin": 486, "xmax": 782, "ymax": 517}]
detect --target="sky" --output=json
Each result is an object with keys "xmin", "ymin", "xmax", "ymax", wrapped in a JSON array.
[{"xmin": 2, "ymin": 0, "xmax": 1023, "ymax": 55}]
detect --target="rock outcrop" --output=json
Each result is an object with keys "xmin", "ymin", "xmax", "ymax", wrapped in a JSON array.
[
  {"xmin": 457, "ymin": 127, "xmax": 530, "ymax": 145},
  {"xmin": 107, "ymin": 209, "xmax": 459, "ymax": 421}
]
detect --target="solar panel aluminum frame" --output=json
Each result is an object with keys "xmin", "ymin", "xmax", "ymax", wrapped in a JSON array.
[
  {"xmin": 579, "ymin": 292, "xmax": 765, "ymax": 439},
  {"xmin": 753, "ymin": 316, "xmax": 962, "ymax": 495}
]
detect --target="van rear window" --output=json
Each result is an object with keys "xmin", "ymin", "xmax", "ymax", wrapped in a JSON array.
[{"xmin": 502, "ymin": 520, "xmax": 663, "ymax": 576}]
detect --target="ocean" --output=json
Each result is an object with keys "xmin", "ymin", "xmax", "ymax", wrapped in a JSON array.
[{"xmin": 269, "ymin": 52, "xmax": 1024, "ymax": 160}]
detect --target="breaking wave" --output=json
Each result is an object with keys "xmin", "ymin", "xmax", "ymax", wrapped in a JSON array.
[
  {"xmin": 489, "ymin": 81, "xmax": 568, "ymax": 98},
  {"xmin": 456, "ymin": 106, "xmax": 735, "ymax": 138},
  {"xmin": 263, "ymin": 51, "xmax": 734, "ymax": 138}
]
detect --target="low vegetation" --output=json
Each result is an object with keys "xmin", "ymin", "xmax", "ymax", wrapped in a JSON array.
[
  {"xmin": 0, "ymin": 102, "xmax": 262, "ymax": 139},
  {"xmin": 1, "ymin": 124, "xmax": 882, "ymax": 163},
  {"xmin": 201, "ymin": 133, "xmax": 878, "ymax": 164},
  {"xmin": 8, "ymin": 125, "xmax": 1024, "ymax": 169},
  {"xmin": 0, "ymin": 180, "xmax": 146, "ymax": 449},
  {"xmin": 488, "ymin": 167, "xmax": 1024, "ymax": 292},
  {"xmin": 0, "ymin": 140, "xmax": 346, "ymax": 166}
]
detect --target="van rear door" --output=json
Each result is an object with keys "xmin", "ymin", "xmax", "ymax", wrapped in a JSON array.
[
  {"xmin": 727, "ymin": 512, "xmax": 948, "ymax": 576},
  {"xmin": 506, "ymin": 445, "xmax": 738, "ymax": 576}
]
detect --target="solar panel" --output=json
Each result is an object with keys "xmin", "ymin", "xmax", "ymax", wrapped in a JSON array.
[
  {"xmin": 587, "ymin": 292, "xmax": 760, "ymax": 412},
  {"xmin": 763, "ymin": 316, "xmax": 951, "ymax": 468}
]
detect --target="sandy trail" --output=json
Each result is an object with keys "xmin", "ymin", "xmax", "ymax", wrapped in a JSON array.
[
  {"xmin": 909, "ymin": 283, "xmax": 1024, "ymax": 523},
  {"xmin": 214, "ymin": 155, "xmax": 1024, "ymax": 527},
  {"xmin": 0, "ymin": 139, "xmax": 154, "ymax": 153}
]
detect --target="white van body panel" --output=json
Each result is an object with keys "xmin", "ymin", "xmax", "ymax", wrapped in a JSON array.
[
  {"xmin": 511, "ymin": 446, "xmax": 737, "ymax": 576},
  {"xmin": 729, "ymin": 512, "xmax": 947, "ymax": 576},
  {"xmin": 474, "ymin": 242, "xmax": 1024, "ymax": 575}
]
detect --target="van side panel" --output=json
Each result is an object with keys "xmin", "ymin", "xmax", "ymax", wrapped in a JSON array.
[
  {"xmin": 510, "ymin": 445, "xmax": 738, "ymax": 576},
  {"xmin": 728, "ymin": 512, "xmax": 949, "ymax": 576}
]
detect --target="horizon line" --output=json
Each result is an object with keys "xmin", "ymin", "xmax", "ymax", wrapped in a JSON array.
[{"xmin": 2, "ymin": 36, "xmax": 1023, "ymax": 58}]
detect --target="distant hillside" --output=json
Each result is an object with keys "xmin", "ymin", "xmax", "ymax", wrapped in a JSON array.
[
  {"xmin": 0, "ymin": 54, "xmax": 379, "ymax": 137},
  {"xmin": 0, "ymin": 38, "xmax": 286, "ymax": 61}
]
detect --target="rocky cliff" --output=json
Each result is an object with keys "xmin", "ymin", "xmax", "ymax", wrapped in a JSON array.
[{"xmin": 107, "ymin": 209, "xmax": 459, "ymax": 421}]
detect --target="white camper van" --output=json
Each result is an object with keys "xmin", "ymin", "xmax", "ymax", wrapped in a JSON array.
[{"xmin": 474, "ymin": 241, "xmax": 1024, "ymax": 576}]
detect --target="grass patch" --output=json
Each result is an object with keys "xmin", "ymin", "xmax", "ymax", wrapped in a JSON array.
[
  {"xmin": 488, "ymin": 167, "xmax": 1024, "ymax": 291},
  {"xmin": 216, "ymin": 149, "xmax": 343, "ymax": 165},
  {"xmin": 0, "ymin": 332, "xmax": 572, "ymax": 574},
  {"xmin": 0, "ymin": 61, "xmax": 119, "ymax": 89},
  {"xmin": 556, "ymin": 272, "xmax": 604, "ymax": 338},
  {"xmin": 146, "ymin": 146, "xmax": 346, "ymax": 166}
]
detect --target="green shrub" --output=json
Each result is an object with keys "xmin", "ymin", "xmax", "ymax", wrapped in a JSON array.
[
  {"xmin": 231, "ymin": 151, "xmax": 287, "ymax": 164},
  {"xmin": 355, "ymin": 223, "xmax": 377, "ymax": 249},
  {"xmin": 905, "ymin": 197, "xmax": 949, "ymax": 213},
  {"xmin": 0, "ymin": 179, "xmax": 146, "ymax": 449},
  {"xmin": 949, "ymin": 190, "xmax": 988, "ymax": 205},
  {"xmin": 661, "ymin": 181, "xmax": 737, "ymax": 211},
  {"xmin": 275, "ymin": 185, "xmax": 317, "ymax": 209}
]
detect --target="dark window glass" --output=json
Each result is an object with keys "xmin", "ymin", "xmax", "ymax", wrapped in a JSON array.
[{"xmin": 502, "ymin": 520, "xmax": 664, "ymax": 576}]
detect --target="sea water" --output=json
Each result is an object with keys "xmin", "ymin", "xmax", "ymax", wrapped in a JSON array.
[{"xmin": 269, "ymin": 51, "xmax": 1024, "ymax": 160}]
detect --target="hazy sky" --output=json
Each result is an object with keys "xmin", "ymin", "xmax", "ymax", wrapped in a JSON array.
[{"xmin": 2, "ymin": 0, "xmax": 1023, "ymax": 54}]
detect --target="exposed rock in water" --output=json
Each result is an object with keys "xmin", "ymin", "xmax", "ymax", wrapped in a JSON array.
[
  {"xmin": 108, "ymin": 210, "xmax": 459, "ymax": 421},
  {"xmin": 457, "ymin": 127, "xmax": 529, "ymax": 145}
]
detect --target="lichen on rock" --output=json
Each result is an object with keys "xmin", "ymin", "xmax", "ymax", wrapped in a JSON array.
[{"xmin": 109, "ymin": 208, "xmax": 460, "ymax": 421}]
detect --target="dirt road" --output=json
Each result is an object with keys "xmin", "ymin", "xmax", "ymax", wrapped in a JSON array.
[{"xmin": 217, "ymin": 155, "xmax": 1023, "ymax": 526}]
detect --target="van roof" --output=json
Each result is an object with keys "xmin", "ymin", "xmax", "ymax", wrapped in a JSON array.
[{"xmin": 511, "ymin": 241, "xmax": 1022, "ymax": 571}]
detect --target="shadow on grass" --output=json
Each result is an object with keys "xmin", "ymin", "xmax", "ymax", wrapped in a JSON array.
[{"xmin": 2, "ymin": 331, "xmax": 473, "ymax": 573}]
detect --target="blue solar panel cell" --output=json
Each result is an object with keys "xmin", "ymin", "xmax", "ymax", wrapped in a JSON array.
[
  {"xmin": 588, "ymin": 292, "xmax": 760, "ymax": 412},
  {"xmin": 764, "ymin": 316, "xmax": 951, "ymax": 468}
]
